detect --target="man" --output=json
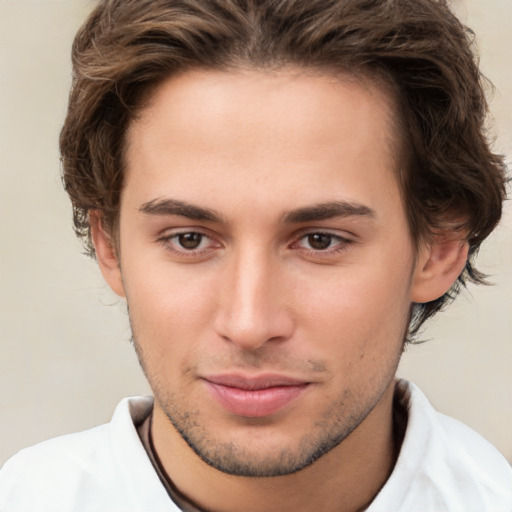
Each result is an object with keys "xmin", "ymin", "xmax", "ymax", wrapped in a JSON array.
[{"xmin": 1, "ymin": 0, "xmax": 510, "ymax": 510}]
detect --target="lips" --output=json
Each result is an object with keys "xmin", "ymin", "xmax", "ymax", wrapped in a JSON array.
[{"xmin": 202, "ymin": 374, "xmax": 310, "ymax": 418}]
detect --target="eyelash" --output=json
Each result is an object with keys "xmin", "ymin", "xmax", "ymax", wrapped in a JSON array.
[
  {"xmin": 292, "ymin": 232, "xmax": 353, "ymax": 255},
  {"xmin": 158, "ymin": 230, "xmax": 219, "ymax": 258},
  {"xmin": 157, "ymin": 230, "xmax": 354, "ymax": 258}
]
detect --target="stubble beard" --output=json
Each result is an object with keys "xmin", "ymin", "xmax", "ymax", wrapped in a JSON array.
[
  {"xmin": 132, "ymin": 336, "xmax": 395, "ymax": 478},
  {"xmin": 155, "ymin": 387, "xmax": 384, "ymax": 477}
]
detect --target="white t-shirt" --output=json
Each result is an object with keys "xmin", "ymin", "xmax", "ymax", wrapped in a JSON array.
[{"xmin": 1, "ymin": 380, "xmax": 511, "ymax": 512}]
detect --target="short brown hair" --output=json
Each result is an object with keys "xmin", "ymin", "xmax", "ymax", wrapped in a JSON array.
[{"xmin": 60, "ymin": 0, "xmax": 507, "ymax": 338}]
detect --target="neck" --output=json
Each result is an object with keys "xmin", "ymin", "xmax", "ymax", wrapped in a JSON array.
[{"xmin": 151, "ymin": 382, "xmax": 399, "ymax": 512}]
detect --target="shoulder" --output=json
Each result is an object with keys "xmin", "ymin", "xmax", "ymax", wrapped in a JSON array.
[
  {"xmin": 435, "ymin": 407, "xmax": 511, "ymax": 475},
  {"xmin": 0, "ymin": 396, "xmax": 172, "ymax": 512},
  {"xmin": 371, "ymin": 380, "xmax": 512, "ymax": 512},
  {"xmin": 407, "ymin": 380, "xmax": 511, "ymax": 489}
]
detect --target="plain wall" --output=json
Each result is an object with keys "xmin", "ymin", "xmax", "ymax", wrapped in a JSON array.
[{"xmin": 0, "ymin": 0, "xmax": 510, "ymax": 467}]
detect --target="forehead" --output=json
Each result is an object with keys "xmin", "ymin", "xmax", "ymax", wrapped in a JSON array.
[{"xmin": 123, "ymin": 68, "xmax": 403, "ymax": 220}]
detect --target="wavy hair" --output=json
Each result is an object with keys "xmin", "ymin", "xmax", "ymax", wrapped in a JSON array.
[{"xmin": 60, "ymin": 0, "xmax": 507, "ymax": 339}]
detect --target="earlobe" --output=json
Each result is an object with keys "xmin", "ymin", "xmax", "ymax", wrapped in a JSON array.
[
  {"xmin": 90, "ymin": 211, "xmax": 126, "ymax": 298},
  {"xmin": 411, "ymin": 235, "xmax": 469, "ymax": 304}
]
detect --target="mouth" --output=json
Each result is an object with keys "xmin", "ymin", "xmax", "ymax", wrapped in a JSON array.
[{"xmin": 202, "ymin": 374, "xmax": 311, "ymax": 418}]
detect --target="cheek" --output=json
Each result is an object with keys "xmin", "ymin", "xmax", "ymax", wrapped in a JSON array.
[
  {"xmin": 124, "ymin": 252, "xmax": 216, "ymax": 314},
  {"xmin": 122, "ymin": 260, "xmax": 219, "ymax": 360},
  {"xmin": 298, "ymin": 259, "xmax": 413, "ymax": 353}
]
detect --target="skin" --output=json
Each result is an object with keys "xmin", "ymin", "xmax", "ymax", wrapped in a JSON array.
[{"xmin": 92, "ymin": 68, "xmax": 468, "ymax": 512}]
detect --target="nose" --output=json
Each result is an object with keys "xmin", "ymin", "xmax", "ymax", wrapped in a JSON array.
[{"xmin": 213, "ymin": 246, "xmax": 295, "ymax": 351}]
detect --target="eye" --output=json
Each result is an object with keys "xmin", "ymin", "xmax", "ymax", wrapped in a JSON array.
[
  {"xmin": 176, "ymin": 232, "xmax": 205, "ymax": 250},
  {"xmin": 304, "ymin": 233, "xmax": 336, "ymax": 250},
  {"xmin": 294, "ymin": 231, "xmax": 353, "ymax": 255},
  {"xmin": 159, "ymin": 230, "xmax": 219, "ymax": 256}
]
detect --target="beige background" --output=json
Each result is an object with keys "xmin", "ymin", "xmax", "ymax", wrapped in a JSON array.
[{"xmin": 0, "ymin": 0, "xmax": 510, "ymax": 467}]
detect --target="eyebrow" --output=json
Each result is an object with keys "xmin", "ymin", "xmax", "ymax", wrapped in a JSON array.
[
  {"xmin": 282, "ymin": 201, "xmax": 375, "ymax": 223},
  {"xmin": 139, "ymin": 198, "xmax": 224, "ymax": 223},
  {"xmin": 139, "ymin": 198, "xmax": 375, "ymax": 224}
]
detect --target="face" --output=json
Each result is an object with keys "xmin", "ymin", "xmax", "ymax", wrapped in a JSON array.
[{"xmin": 103, "ymin": 69, "xmax": 424, "ymax": 476}]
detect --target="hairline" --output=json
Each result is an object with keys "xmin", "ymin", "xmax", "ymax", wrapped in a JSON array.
[{"xmin": 108, "ymin": 63, "xmax": 412, "ymax": 250}]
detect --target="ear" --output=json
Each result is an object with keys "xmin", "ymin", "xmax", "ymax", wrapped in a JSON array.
[
  {"xmin": 411, "ymin": 234, "xmax": 469, "ymax": 303},
  {"xmin": 90, "ymin": 211, "xmax": 126, "ymax": 298}
]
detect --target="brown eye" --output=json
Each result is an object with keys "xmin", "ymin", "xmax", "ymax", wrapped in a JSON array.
[
  {"xmin": 307, "ymin": 233, "xmax": 333, "ymax": 250},
  {"xmin": 178, "ymin": 232, "xmax": 204, "ymax": 250}
]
